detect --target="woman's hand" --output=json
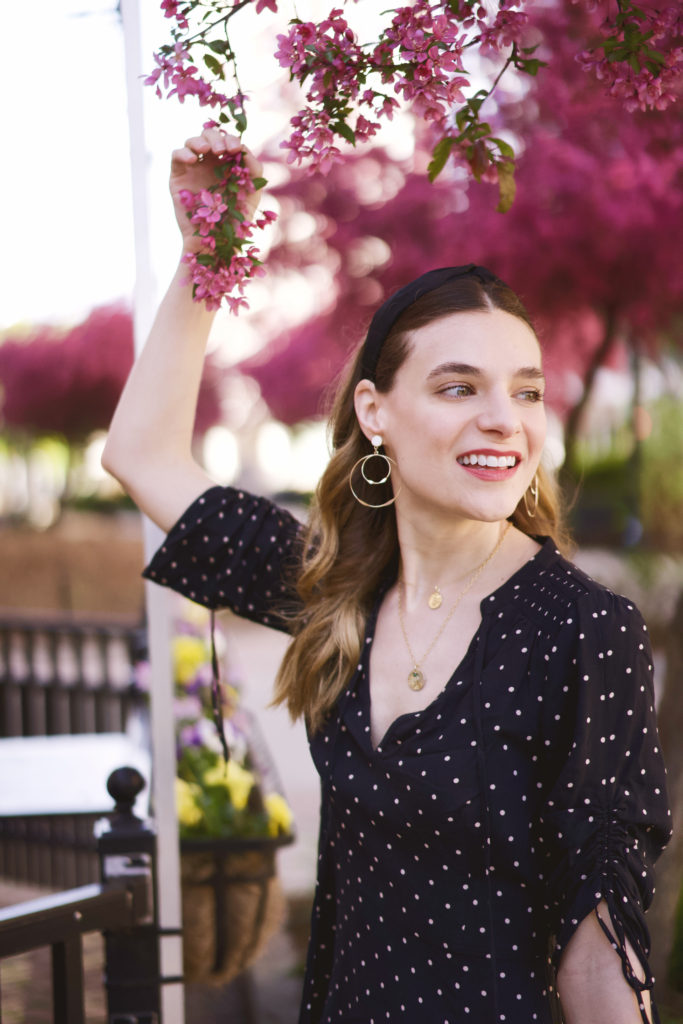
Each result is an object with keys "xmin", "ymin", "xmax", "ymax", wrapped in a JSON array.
[{"xmin": 169, "ymin": 129, "xmax": 264, "ymax": 253}]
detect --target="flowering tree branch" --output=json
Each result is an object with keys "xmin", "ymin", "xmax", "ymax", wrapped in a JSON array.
[{"xmin": 147, "ymin": 0, "xmax": 681, "ymax": 311}]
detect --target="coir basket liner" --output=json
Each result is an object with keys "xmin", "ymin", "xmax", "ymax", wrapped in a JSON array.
[{"xmin": 180, "ymin": 833, "xmax": 293, "ymax": 985}]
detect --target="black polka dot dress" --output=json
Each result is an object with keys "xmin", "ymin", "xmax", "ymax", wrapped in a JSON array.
[{"xmin": 144, "ymin": 486, "xmax": 672, "ymax": 1024}]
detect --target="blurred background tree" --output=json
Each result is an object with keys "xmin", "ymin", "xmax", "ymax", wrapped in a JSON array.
[{"xmin": 0, "ymin": 305, "xmax": 224, "ymax": 525}]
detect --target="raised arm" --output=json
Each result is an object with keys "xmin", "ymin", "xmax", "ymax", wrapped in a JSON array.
[{"xmin": 102, "ymin": 129, "xmax": 263, "ymax": 532}]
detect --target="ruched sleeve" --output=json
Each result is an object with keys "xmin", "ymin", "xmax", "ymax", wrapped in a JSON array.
[
  {"xmin": 537, "ymin": 586, "xmax": 671, "ymax": 1021},
  {"xmin": 142, "ymin": 484, "xmax": 304, "ymax": 632}
]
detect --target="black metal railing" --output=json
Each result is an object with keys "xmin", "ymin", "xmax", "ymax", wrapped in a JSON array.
[
  {"xmin": 0, "ymin": 767, "xmax": 170, "ymax": 1024},
  {"xmin": 0, "ymin": 878, "xmax": 150, "ymax": 1023},
  {"xmin": 0, "ymin": 812, "xmax": 103, "ymax": 887},
  {"xmin": 0, "ymin": 611, "xmax": 147, "ymax": 738},
  {"xmin": 0, "ymin": 611, "xmax": 148, "ymax": 887}
]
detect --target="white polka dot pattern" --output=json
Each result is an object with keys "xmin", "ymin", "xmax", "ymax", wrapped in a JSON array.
[{"xmin": 143, "ymin": 485, "xmax": 304, "ymax": 629}]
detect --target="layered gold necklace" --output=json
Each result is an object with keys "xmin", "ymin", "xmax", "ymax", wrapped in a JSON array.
[{"xmin": 397, "ymin": 522, "xmax": 511, "ymax": 692}]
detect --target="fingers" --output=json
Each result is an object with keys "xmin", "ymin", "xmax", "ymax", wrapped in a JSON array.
[
  {"xmin": 241, "ymin": 146, "xmax": 264, "ymax": 181},
  {"xmin": 184, "ymin": 128, "xmax": 243, "ymax": 159},
  {"xmin": 171, "ymin": 128, "xmax": 261, "ymax": 175}
]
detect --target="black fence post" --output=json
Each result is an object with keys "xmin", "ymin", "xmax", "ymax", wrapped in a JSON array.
[{"xmin": 97, "ymin": 767, "xmax": 164, "ymax": 1024}]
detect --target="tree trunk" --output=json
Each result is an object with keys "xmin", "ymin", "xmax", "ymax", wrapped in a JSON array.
[{"xmin": 560, "ymin": 307, "xmax": 618, "ymax": 488}]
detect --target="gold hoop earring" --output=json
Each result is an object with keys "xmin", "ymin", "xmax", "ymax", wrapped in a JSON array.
[
  {"xmin": 523, "ymin": 473, "xmax": 539, "ymax": 518},
  {"xmin": 349, "ymin": 434, "xmax": 400, "ymax": 509}
]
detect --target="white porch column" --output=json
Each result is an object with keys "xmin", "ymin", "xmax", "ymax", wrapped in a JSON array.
[{"xmin": 120, "ymin": 0, "xmax": 185, "ymax": 1019}]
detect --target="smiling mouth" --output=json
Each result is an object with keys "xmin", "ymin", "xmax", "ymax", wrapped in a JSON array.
[{"xmin": 457, "ymin": 454, "xmax": 519, "ymax": 468}]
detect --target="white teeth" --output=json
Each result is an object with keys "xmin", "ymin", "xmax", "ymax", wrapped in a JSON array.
[{"xmin": 459, "ymin": 453, "xmax": 518, "ymax": 468}]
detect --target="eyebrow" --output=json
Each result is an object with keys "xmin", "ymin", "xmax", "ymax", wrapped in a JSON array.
[{"xmin": 426, "ymin": 361, "xmax": 546, "ymax": 383}]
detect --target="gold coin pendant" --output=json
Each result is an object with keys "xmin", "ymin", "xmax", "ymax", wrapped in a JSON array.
[
  {"xmin": 408, "ymin": 668, "xmax": 426, "ymax": 691},
  {"xmin": 428, "ymin": 589, "xmax": 442, "ymax": 610}
]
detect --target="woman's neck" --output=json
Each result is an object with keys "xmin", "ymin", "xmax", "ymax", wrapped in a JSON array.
[
  {"xmin": 395, "ymin": 513, "xmax": 539, "ymax": 615},
  {"xmin": 397, "ymin": 512, "xmax": 503, "ymax": 590}
]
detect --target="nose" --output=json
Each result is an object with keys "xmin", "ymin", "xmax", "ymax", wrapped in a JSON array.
[{"xmin": 476, "ymin": 389, "xmax": 521, "ymax": 438}]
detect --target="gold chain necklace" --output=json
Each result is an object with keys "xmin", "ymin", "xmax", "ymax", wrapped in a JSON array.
[{"xmin": 397, "ymin": 522, "xmax": 511, "ymax": 692}]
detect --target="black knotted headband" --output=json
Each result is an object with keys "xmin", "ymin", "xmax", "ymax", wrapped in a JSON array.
[{"xmin": 359, "ymin": 264, "xmax": 502, "ymax": 382}]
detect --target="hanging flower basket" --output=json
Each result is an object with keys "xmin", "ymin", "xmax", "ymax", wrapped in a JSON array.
[
  {"xmin": 132, "ymin": 598, "xmax": 297, "ymax": 984},
  {"xmin": 180, "ymin": 832, "xmax": 294, "ymax": 985}
]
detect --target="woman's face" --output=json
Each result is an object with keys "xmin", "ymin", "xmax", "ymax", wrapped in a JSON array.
[{"xmin": 360, "ymin": 308, "xmax": 547, "ymax": 525}]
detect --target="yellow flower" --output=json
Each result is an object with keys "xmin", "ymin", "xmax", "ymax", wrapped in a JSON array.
[
  {"xmin": 203, "ymin": 760, "xmax": 256, "ymax": 811},
  {"xmin": 175, "ymin": 777, "xmax": 202, "ymax": 827},
  {"xmin": 172, "ymin": 635, "xmax": 207, "ymax": 685},
  {"xmin": 264, "ymin": 792, "xmax": 294, "ymax": 837}
]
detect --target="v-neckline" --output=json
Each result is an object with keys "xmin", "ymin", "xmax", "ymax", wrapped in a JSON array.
[
  {"xmin": 359, "ymin": 537, "xmax": 555, "ymax": 754},
  {"xmin": 365, "ymin": 625, "xmax": 480, "ymax": 753}
]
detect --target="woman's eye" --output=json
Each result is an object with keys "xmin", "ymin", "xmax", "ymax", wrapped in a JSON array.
[
  {"xmin": 443, "ymin": 383, "xmax": 474, "ymax": 398},
  {"xmin": 517, "ymin": 388, "xmax": 544, "ymax": 403}
]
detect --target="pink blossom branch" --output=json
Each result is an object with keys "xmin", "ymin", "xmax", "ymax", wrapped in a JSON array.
[
  {"xmin": 146, "ymin": 0, "xmax": 682, "ymax": 311},
  {"xmin": 178, "ymin": 151, "xmax": 276, "ymax": 313}
]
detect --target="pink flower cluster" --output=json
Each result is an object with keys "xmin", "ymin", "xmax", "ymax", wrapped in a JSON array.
[
  {"xmin": 273, "ymin": 1, "xmax": 535, "ymax": 176},
  {"xmin": 580, "ymin": 57, "xmax": 680, "ymax": 112},
  {"xmin": 275, "ymin": 10, "xmax": 386, "ymax": 172},
  {"xmin": 178, "ymin": 156, "xmax": 277, "ymax": 313},
  {"xmin": 478, "ymin": 9, "xmax": 529, "ymax": 54},
  {"xmin": 281, "ymin": 110, "xmax": 342, "ymax": 174},
  {"xmin": 377, "ymin": 2, "xmax": 469, "ymax": 127},
  {"xmin": 161, "ymin": 0, "xmax": 189, "ymax": 30},
  {"xmin": 178, "ymin": 188, "xmax": 229, "ymax": 249},
  {"xmin": 182, "ymin": 251, "xmax": 265, "ymax": 313},
  {"xmin": 577, "ymin": 6, "xmax": 682, "ymax": 112},
  {"xmin": 275, "ymin": 11, "xmax": 362, "ymax": 102},
  {"xmin": 145, "ymin": 42, "xmax": 227, "ymax": 107}
]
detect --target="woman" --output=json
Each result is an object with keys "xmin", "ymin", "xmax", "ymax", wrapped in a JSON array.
[{"xmin": 103, "ymin": 129, "xmax": 671, "ymax": 1024}]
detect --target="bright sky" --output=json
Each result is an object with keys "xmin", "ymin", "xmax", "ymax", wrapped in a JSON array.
[
  {"xmin": 2, "ymin": 0, "xmax": 416, "ymax": 334},
  {"xmin": 0, "ymin": 0, "xmax": 280, "ymax": 329},
  {"xmin": 2, "ymin": 0, "xmax": 135, "ymax": 326}
]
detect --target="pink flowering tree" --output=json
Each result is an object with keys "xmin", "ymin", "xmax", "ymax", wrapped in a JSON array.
[
  {"xmin": 148, "ymin": 0, "xmax": 681, "ymax": 312},
  {"xmin": 0, "ymin": 306, "xmax": 223, "ymax": 443},
  {"xmin": 0, "ymin": 306, "xmax": 224, "ymax": 513},
  {"xmin": 238, "ymin": 2, "xmax": 682, "ymax": 453}
]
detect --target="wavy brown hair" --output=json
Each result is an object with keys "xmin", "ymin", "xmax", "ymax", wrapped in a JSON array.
[{"xmin": 273, "ymin": 275, "xmax": 570, "ymax": 732}]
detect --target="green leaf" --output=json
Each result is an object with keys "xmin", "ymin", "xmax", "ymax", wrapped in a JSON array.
[
  {"xmin": 251, "ymin": 176, "xmax": 267, "ymax": 191},
  {"xmin": 208, "ymin": 39, "xmax": 229, "ymax": 55},
  {"xmin": 490, "ymin": 137, "xmax": 515, "ymax": 160},
  {"xmin": 332, "ymin": 120, "xmax": 356, "ymax": 145},
  {"xmin": 427, "ymin": 137, "xmax": 455, "ymax": 183},
  {"xmin": 496, "ymin": 162, "xmax": 516, "ymax": 214},
  {"xmin": 203, "ymin": 54, "xmax": 224, "ymax": 79},
  {"xmin": 643, "ymin": 47, "xmax": 667, "ymax": 66},
  {"xmin": 518, "ymin": 58, "xmax": 545, "ymax": 76},
  {"xmin": 234, "ymin": 111, "xmax": 247, "ymax": 134}
]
